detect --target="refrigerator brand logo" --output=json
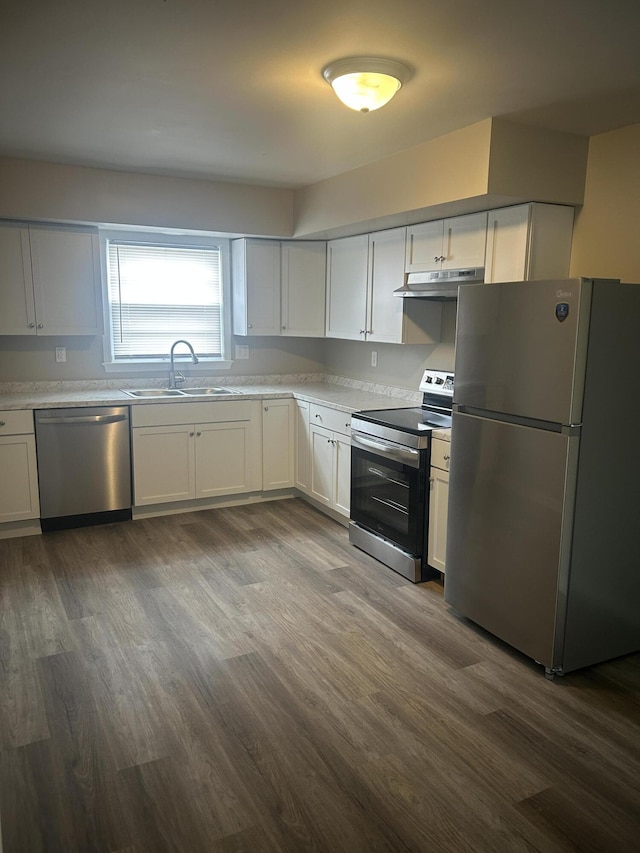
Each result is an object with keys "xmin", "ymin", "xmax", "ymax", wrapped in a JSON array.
[
  {"xmin": 555, "ymin": 302, "xmax": 570, "ymax": 322},
  {"xmin": 556, "ymin": 289, "xmax": 572, "ymax": 298}
]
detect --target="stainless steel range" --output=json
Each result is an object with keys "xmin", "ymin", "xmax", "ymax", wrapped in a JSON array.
[{"xmin": 349, "ymin": 369, "xmax": 453, "ymax": 582}]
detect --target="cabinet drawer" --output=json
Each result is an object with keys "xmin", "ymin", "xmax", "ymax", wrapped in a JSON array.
[
  {"xmin": 309, "ymin": 404, "xmax": 352, "ymax": 436},
  {"xmin": 431, "ymin": 438, "xmax": 451, "ymax": 471},
  {"xmin": 0, "ymin": 410, "xmax": 35, "ymax": 436},
  {"xmin": 131, "ymin": 399, "xmax": 257, "ymax": 427}
]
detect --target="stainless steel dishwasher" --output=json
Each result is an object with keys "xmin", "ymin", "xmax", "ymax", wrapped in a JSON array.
[{"xmin": 35, "ymin": 406, "xmax": 132, "ymax": 531}]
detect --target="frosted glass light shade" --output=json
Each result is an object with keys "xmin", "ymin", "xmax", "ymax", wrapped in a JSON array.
[{"xmin": 322, "ymin": 58, "xmax": 411, "ymax": 113}]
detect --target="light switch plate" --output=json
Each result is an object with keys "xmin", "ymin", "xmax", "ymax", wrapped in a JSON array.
[
  {"xmin": 371, "ymin": 350, "xmax": 378, "ymax": 367},
  {"xmin": 55, "ymin": 346, "xmax": 66, "ymax": 363}
]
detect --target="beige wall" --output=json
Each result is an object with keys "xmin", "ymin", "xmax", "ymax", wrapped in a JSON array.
[
  {"xmin": 0, "ymin": 158, "xmax": 294, "ymax": 238},
  {"xmin": 293, "ymin": 120, "xmax": 493, "ymax": 237},
  {"xmin": 570, "ymin": 123, "xmax": 640, "ymax": 282},
  {"xmin": 323, "ymin": 302, "xmax": 457, "ymax": 390},
  {"xmin": 0, "ymin": 334, "xmax": 325, "ymax": 383}
]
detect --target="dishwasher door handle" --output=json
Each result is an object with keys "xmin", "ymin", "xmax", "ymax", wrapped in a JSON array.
[{"xmin": 37, "ymin": 414, "xmax": 129, "ymax": 425}]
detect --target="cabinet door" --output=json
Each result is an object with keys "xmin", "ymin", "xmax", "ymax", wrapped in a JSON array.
[
  {"xmin": 310, "ymin": 424, "xmax": 334, "ymax": 506},
  {"xmin": 132, "ymin": 425, "xmax": 196, "ymax": 505},
  {"xmin": 405, "ymin": 221, "xmax": 443, "ymax": 272},
  {"xmin": 294, "ymin": 399, "xmax": 311, "ymax": 493},
  {"xmin": 484, "ymin": 205, "xmax": 530, "ymax": 283},
  {"xmin": 428, "ymin": 467, "xmax": 449, "ymax": 573},
  {"xmin": 334, "ymin": 433, "xmax": 351, "ymax": 517},
  {"xmin": 232, "ymin": 239, "xmax": 281, "ymax": 335},
  {"xmin": 262, "ymin": 400, "xmax": 294, "ymax": 490},
  {"xmin": 0, "ymin": 435, "xmax": 40, "ymax": 522},
  {"xmin": 0, "ymin": 225, "xmax": 37, "ymax": 335},
  {"xmin": 29, "ymin": 226, "xmax": 101, "ymax": 335},
  {"xmin": 281, "ymin": 242, "xmax": 326, "ymax": 337},
  {"xmin": 325, "ymin": 235, "xmax": 369, "ymax": 340},
  {"xmin": 443, "ymin": 212, "xmax": 487, "ymax": 270},
  {"xmin": 367, "ymin": 228, "xmax": 406, "ymax": 344},
  {"xmin": 196, "ymin": 421, "xmax": 254, "ymax": 497}
]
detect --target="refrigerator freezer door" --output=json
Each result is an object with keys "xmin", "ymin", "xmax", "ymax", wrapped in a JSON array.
[
  {"xmin": 454, "ymin": 279, "xmax": 591, "ymax": 425},
  {"xmin": 444, "ymin": 411, "xmax": 578, "ymax": 669}
]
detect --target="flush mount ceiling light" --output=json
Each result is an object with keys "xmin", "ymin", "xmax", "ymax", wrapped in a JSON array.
[{"xmin": 322, "ymin": 57, "xmax": 412, "ymax": 113}]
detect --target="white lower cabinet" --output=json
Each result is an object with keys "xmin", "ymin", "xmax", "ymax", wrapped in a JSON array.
[
  {"xmin": 0, "ymin": 410, "xmax": 40, "ymax": 526},
  {"xmin": 131, "ymin": 401, "xmax": 262, "ymax": 507},
  {"xmin": 428, "ymin": 438, "xmax": 450, "ymax": 573},
  {"xmin": 294, "ymin": 399, "xmax": 311, "ymax": 493},
  {"xmin": 308, "ymin": 404, "xmax": 352, "ymax": 518},
  {"xmin": 262, "ymin": 399, "xmax": 294, "ymax": 490}
]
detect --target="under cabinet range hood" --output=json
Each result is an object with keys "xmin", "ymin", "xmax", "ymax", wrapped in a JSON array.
[{"xmin": 394, "ymin": 267, "xmax": 485, "ymax": 300}]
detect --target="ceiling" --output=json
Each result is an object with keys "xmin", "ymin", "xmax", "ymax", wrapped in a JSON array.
[{"xmin": 1, "ymin": 0, "xmax": 639, "ymax": 189}]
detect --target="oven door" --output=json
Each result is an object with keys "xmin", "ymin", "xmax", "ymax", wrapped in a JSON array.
[{"xmin": 350, "ymin": 431, "xmax": 427, "ymax": 556}]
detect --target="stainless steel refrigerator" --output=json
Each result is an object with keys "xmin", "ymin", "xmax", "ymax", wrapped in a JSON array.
[{"xmin": 444, "ymin": 277, "xmax": 640, "ymax": 677}]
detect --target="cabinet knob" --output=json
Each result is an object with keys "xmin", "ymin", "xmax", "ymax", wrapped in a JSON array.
[
  {"xmin": 248, "ymin": 324, "xmax": 253, "ymax": 329},
  {"xmin": 264, "ymin": 406, "xmax": 269, "ymax": 411},
  {"xmin": 197, "ymin": 431, "xmax": 202, "ymax": 437},
  {"xmin": 0, "ymin": 421, "xmax": 5, "ymax": 427},
  {"xmin": 429, "ymin": 477, "xmax": 434, "ymax": 483},
  {"xmin": 37, "ymin": 323, "xmax": 44, "ymax": 329},
  {"xmin": 189, "ymin": 431, "xmax": 195, "ymax": 437},
  {"xmin": 359, "ymin": 329, "xmax": 366, "ymax": 335},
  {"xmin": 443, "ymin": 454, "xmax": 450, "ymax": 461},
  {"xmin": 282, "ymin": 325, "xmax": 286, "ymax": 330},
  {"xmin": 315, "ymin": 414, "xmax": 320, "ymax": 419},
  {"xmin": 28, "ymin": 322, "xmax": 35, "ymax": 328},
  {"xmin": 434, "ymin": 256, "xmax": 439, "ymax": 262}
]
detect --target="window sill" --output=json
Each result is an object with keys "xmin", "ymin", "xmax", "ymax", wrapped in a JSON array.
[{"xmin": 102, "ymin": 360, "xmax": 233, "ymax": 374}]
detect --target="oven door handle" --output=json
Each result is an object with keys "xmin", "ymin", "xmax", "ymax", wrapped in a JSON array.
[{"xmin": 351, "ymin": 431, "xmax": 421, "ymax": 468}]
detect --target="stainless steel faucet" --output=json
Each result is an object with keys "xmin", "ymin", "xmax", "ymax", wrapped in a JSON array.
[{"xmin": 168, "ymin": 339, "xmax": 199, "ymax": 388}]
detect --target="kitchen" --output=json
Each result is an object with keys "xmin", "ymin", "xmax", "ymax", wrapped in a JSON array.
[{"xmin": 1, "ymin": 1, "xmax": 640, "ymax": 849}]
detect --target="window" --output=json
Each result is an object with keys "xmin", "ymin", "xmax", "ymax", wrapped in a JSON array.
[{"xmin": 103, "ymin": 233, "xmax": 231, "ymax": 370}]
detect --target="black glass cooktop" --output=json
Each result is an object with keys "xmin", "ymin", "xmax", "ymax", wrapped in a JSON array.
[{"xmin": 353, "ymin": 406, "xmax": 452, "ymax": 435}]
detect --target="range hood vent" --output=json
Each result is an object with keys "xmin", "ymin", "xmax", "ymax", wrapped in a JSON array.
[{"xmin": 395, "ymin": 267, "xmax": 485, "ymax": 300}]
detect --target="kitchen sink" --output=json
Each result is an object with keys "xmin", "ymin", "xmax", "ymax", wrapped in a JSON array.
[
  {"xmin": 124, "ymin": 389, "xmax": 186, "ymax": 397},
  {"xmin": 123, "ymin": 387, "xmax": 239, "ymax": 398},
  {"xmin": 180, "ymin": 387, "xmax": 239, "ymax": 395}
]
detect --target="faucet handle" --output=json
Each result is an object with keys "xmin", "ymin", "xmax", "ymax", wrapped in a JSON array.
[{"xmin": 174, "ymin": 371, "xmax": 186, "ymax": 386}]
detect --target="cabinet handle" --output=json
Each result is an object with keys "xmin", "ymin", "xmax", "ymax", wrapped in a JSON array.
[
  {"xmin": 28, "ymin": 322, "xmax": 35, "ymax": 328},
  {"xmin": 315, "ymin": 414, "xmax": 320, "ymax": 419},
  {"xmin": 282, "ymin": 325, "xmax": 286, "ymax": 330},
  {"xmin": 359, "ymin": 329, "xmax": 366, "ymax": 335},
  {"xmin": 37, "ymin": 323, "xmax": 44, "ymax": 329},
  {"xmin": 434, "ymin": 256, "xmax": 439, "ymax": 262},
  {"xmin": 345, "ymin": 423, "xmax": 350, "ymax": 429},
  {"xmin": 429, "ymin": 477, "xmax": 434, "ymax": 483},
  {"xmin": 443, "ymin": 454, "xmax": 450, "ymax": 461},
  {"xmin": 189, "ymin": 431, "xmax": 195, "ymax": 437},
  {"xmin": 0, "ymin": 421, "xmax": 5, "ymax": 427},
  {"xmin": 197, "ymin": 431, "xmax": 202, "ymax": 437}
]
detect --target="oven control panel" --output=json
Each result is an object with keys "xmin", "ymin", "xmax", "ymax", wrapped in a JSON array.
[{"xmin": 419, "ymin": 369, "xmax": 454, "ymax": 396}]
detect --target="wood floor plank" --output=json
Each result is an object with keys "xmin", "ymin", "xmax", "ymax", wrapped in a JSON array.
[{"xmin": 1, "ymin": 498, "xmax": 639, "ymax": 852}]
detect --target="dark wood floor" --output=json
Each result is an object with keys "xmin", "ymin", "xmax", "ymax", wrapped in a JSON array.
[{"xmin": 1, "ymin": 498, "xmax": 639, "ymax": 852}]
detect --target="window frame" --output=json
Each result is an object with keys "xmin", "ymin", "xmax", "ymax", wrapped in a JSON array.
[{"xmin": 100, "ymin": 229, "xmax": 232, "ymax": 373}]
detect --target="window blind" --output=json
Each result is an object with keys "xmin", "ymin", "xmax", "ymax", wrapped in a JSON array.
[{"xmin": 107, "ymin": 242, "xmax": 223, "ymax": 359}]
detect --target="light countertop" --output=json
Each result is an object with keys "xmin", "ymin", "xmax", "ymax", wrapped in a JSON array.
[{"xmin": 0, "ymin": 380, "xmax": 421, "ymax": 416}]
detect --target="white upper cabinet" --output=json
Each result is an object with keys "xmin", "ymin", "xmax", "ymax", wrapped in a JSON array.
[
  {"xmin": 0, "ymin": 223, "xmax": 101, "ymax": 336},
  {"xmin": 232, "ymin": 239, "xmax": 281, "ymax": 336},
  {"xmin": 326, "ymin": 229, "xmax": 441, "ymax": 344},
  {"xmin": 405, "ymin": 212, "xmax": 488, "ymax": 272},
  {"xmin": 484, "ymin": 203, "xmax": 574, "ymax": 284},
  {"xmin": 232, "ymin": 238, "xmax": 326, "ymax": 337},
  {"xmin": 325, "ymin": 234, "xmax": 369, "ymax": 341},
  {"xmin": 281, "ymin": 242, "xmax": 326, "ymax": 337}
]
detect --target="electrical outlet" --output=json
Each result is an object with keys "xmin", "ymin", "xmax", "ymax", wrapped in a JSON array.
[
  {"xmin": 55, "ymin": 347, "xmax": 66, "ymax": 363},
  {"xmin": 371, "ymin": 350, "xmax": 378, "ymax": 367},
  {"xmin": 235, "ymin": 345, "xmax": 249, "ymax": 360}
]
